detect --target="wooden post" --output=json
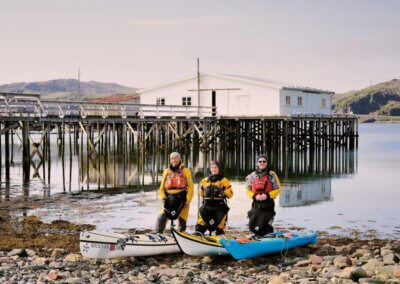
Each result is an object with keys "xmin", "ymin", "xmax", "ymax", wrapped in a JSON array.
[
  {"xmin": 123, "ymin": 122, "xmax": 127, "ymax": 188},
  {"xmin": 104, "ymin": 122, "xmax": 108, "ymax": 190},
  {"xmin": 22, "ymin": 121, "xmax": 30, "ymax": 182},
  {"xmin": 47, "ymin": 122, "xmax": 51, "ymax": 185},
  {"xmin": 5, "ymin": 122, "xmax": 10, "ymax": 182},
  {"xmin": 113, "ymin": 122, "xmax": 116, "ymax": 189},
  {"xmin": 10, "ymin": 128, "xmax": 14, "ymax": 165},
  {"xmin": 69, "ymin": 123, "xmax": 73, "ymax": 192},
  {"xmin": 62, "ymin": 122, "xmax": 66, "ymax": 192},
  {"xmin": 97, "ymin": 122, "xmax": 101, "ymax": 190},
  {"xmin": 86, "ymin": 123, "xmax": 90, "ymax": 190},
  {"xmin": 0, "ymin": 122, "xmax": 2, "ymax": 183}
]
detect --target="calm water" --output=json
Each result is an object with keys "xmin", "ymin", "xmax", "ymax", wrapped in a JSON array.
[{"xmin": 1, "ymin": 124, "xmax": 399, "ymax": 239}]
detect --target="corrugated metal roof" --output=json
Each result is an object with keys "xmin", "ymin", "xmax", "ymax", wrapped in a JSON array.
[{"xmin": 88, "ymin": 94, "xmax": 139, "ymax": 103}]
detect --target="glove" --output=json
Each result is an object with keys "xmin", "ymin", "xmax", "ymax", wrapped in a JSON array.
[
  {"xmin": 255, "ymin": 194, "xmax": 262, "ymax": 201},
  {"xmin": 260, "ymin": 193, "xmax": 267, "ymax": 201}
]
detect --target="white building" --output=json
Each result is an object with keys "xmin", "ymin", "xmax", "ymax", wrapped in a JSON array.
[{"xmin": 137, "ymin": 73, "xmax": 334, "ymax": 117}]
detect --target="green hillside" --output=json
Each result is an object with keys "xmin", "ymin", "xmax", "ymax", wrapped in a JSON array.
[{"xmin": 333, "ymin": 79, "xmax": 400, "ymax": 116}]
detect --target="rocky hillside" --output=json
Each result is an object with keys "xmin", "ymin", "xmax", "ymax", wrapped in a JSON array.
[
  {"xmin": 333, "ymin": 79, "xmax": 400, "ymax": 116},
  {"xmin": 0, "ymin": 79, "xmax": 137, "ymax": 101}
]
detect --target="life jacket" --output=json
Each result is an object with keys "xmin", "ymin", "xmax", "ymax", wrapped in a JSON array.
[
  {"xmin": 165, "ymin": 169, "xmax": 187, "ymax": 190},
  {"xmin": 251, "ymin": 174, "xmax": 274, "ymax": 195},
  {"xmin": 203, "ymin": 184, "xmax": 225, "ymax": 200}
]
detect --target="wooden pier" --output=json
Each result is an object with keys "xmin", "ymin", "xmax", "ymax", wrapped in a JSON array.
[{"xmin": 0, "ymin": 93, "xmax": 358, "ymax": 191}]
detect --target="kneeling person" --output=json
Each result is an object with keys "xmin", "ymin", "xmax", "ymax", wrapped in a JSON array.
[
  {"xmin": 246, "ymin": 155, "xmax": 281, "ymax": 237},
  {"xmin": 156, "ymin": 152, "xmax": 194, "ymax": 233},
  {"xmin": 195, "ymin": 160, "xmax": 233, "ymax": 235}
]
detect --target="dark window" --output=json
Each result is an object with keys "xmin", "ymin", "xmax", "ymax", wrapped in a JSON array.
[
  {"xmin": 156, "ymin": 98, "xmax": 165, "ymax": 105},
  {"xmin": 286, "ymin": 96, "xmax": 291, "ymax": 106},
  {"xmin": 182, "ymin": 97, "xmax": 192, "ymax": 106},
  {"xmin": 298, "ymin": 96, "xmax": 303, "ymax": 106}
]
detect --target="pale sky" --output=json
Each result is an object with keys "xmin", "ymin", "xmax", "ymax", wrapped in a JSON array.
[{"xmin": 0, "ymin": 0, "xmax": 399, "ymax": 93}]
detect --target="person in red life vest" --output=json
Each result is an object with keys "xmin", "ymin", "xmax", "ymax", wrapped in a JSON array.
[
  {"xmin": 245, "ymin": 154, "xmax": 281, "ymax": 236},
  {"xmin": 155, "ymin": 152, "xmax": 194, "ymax": 233}
]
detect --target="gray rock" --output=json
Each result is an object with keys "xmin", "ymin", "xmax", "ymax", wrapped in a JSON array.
[
  {"xmin": 295, "ymin": 260, "xmax": 311, "ymax": 267},
  {"xmin": 25, "ymin": 249, "xmax": 36, "ymax": 257},
  {"xmin": 383, "ymin": 253, "xmax": 400, "ymax": 265},
  {"xmin": 333, "ymin": 256, "xmax": 352, "ymax": 268},
  {"xmin": 358, "ymin": 278, "xmax": 386, "ymax": 284},
  {"xmin": 7, "ymin": 249, "xmax": 24, "ymax": 257},
  {"xmin": 49, "ymin": 261, "xmax": 63, "ymax": 269},
  {"xmin": 350, "ymin": 267, "xmax": 368, "ymax": 281}
]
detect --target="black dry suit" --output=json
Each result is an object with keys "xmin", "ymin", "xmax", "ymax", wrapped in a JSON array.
[
  {"xmin": 247, "ymin": 167, "xmax": 277, "ymax": 236},
  {"xmin": 197, "ymin": 174, "xmax": 231, "ymax": 234}
]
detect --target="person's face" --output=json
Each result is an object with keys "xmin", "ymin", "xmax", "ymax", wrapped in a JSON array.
[
  {"xmin": 258, "ymin": 158, "xmax": 267, "ymax": 170},
  {"xmin": 170, "ymin": 156, "xmax": 181, "ymax": 167},
  {"xmin": 210, "ymin": 164, "xmax": 219, "ymax": 175}
]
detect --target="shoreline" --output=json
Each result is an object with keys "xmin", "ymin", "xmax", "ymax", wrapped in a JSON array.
[{"xmin": 1, "ymin": 213, "xmax": 399, "ymax": 283}]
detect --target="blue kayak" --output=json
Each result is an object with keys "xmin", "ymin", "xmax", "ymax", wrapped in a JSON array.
[{"xmin": 219, "ymin": 231, "xmax": 318, "ymax": 260}]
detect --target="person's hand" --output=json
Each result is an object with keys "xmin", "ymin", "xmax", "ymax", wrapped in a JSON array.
[
  {"xmin": 260, "ymin": 193, "xmax": 267, "ymax": 201},
  {"xmin": 255, "ymin": 194, "xmax": 262, "ymax": 201}
]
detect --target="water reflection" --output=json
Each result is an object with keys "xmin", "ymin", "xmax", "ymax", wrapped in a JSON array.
[{"xmin": 0, "ymin": 132, "xmax": 357, "ymax": 206}]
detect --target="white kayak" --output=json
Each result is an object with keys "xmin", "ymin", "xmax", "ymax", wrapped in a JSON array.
[
  {"xmin": 171, "ymin": 228, "xmax": 231, "ymax": 257},
  {"xmin": 80, "ymin": 231, "xmax": 180, "ymax": 259}
]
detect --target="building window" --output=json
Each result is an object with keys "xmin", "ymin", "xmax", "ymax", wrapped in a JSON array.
[
  {"xmin": 285, "ymin": 96, "xmax": 291, "ymax": 106},
  {"xmin": 322, "ymin": 98, "xmax": 326, "ymax": 108},
  {"xmin": 182, "ymin": 97, "xmax": 192, "ymax": 106},
  {"xmin": 298, "ymin": 96, "xmax": 303, "ymax": 106},
  {"xmin": 156, "ymin": 98, "xmax": 165, "ymax": 105}
]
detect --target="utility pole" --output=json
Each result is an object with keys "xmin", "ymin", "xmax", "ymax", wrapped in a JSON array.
[
  {"xmin": 77, "ymin": 68, "xmax": 81, "ymax": 101},
  {"xmin": 197, "ymin": 58, "xmax": 200, "ymax": 116}
]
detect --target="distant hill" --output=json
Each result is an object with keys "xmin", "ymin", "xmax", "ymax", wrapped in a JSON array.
[
  {"xmin": 0, "ymin": 79, "xmax": 137, "ymax": 101},
  {"xmin": 333, "ymin": 79, "xmax": 400, "ymax": 116}
]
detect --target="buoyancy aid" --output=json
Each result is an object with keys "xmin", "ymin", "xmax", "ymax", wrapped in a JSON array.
[
  {"xmin": 165, "ymin": 169, "xmax": 187, "ymax": 190},
  {"xmin": 251, "ymin": 174, "xmax": 274, "ymax": 195},
  {"xmin": 203, "ymin": 184, "xmax": 225, "ymax": 200}
]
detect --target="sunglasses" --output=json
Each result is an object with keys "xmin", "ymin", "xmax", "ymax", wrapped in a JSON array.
[{"xmin": 258, "ymin": 160, "xmax": 267, "ymax": 163}]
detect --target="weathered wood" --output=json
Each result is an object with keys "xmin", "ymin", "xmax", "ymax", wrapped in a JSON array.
[{"xmin": 22, "ymin": 121, "xmax": 30, "ymax": 182}]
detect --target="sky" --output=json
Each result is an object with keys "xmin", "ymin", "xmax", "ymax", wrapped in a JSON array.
[{"xmin": 0, "ymin": 0, "xmax": 399, "ymax": 93}]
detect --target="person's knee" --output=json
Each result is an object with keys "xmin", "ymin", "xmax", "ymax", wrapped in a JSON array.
[
  {"xmin": 178, "ymin": 217, "xmax": 186, "ymax": 232},
  {"xmin": 195, "ymin": 223, "xmax": 207, "ymax": 234},
  {"xmin": 155, "ymin": 213, "xmax": 168, "ymax": 233}
]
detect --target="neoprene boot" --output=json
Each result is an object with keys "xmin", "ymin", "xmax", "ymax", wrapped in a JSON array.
[
  {"xmin": 194, "ymin": 224, "xmax": 207, "ymax": 234},
  {"xmin": 155, "ymin": 213, "xmax": 168, "ymax": 233},
  {"xmin": 178, "ymin": 217, "xmax": 186, "ymax": 232}
]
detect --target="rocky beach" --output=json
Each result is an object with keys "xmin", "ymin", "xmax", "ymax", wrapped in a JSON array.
[{"xmin": 1, "ymin": 211, "xmax": 400, "ymax": 284}]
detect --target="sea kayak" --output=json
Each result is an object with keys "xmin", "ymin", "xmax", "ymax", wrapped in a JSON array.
[
  {"xmin": 80, "ymin": 231, "xmax": 180, "ymax": 259},
  {"xmin": 219, "ymin": 231, "xmax": 318, "ymax": 260},
  {"xmin": 172, "ymin": 228, "xmax": 232, "ymax": 256}
]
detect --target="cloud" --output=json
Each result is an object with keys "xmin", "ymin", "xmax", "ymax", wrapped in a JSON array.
[{"xmin": 136, "ymin": 16, "xmax": 248, "ymax": 26}]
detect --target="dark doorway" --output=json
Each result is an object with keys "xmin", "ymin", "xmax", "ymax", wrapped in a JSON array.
[{"xmin": 212, "ymin": 90, "xmax": 216, "ymax": 116}]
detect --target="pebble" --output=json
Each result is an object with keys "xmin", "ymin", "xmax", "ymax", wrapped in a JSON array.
[{"xmin": 1, "ymin": 236, "xmax": 400, "ymax": 284}]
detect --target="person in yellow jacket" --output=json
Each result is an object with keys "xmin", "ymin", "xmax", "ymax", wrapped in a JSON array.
[
  {"xmin": 195, "ymin": 160, "xmax": 233, "ymax": 235},
  {"xmin": 156, "ymin": 152, "xmax": 194, "ymax": 233},
  {"xmin": 245, "ymin": 154, "xmax": 281, "ymax": 236}
]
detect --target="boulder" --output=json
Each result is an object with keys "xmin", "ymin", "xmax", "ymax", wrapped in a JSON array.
[
  {"xmin": 64, "ymin": 253, "xmax": 82, "ymax": 263},
  {"xmin": 333, "ymin": 256, "xmax": 352, "ymax": 268},
  {"xmin": 7, "ymin": 249, "xmax": 24, "ymax": 257},
  {"xmin": 350, "ymin": 267, "xmax": 368, "ymax": 281},
  {"xmin": 393, "ymin": 265, "xmax": 400, "ymax": 278},
  {"xmin": 309, "ymin": 255, "xmax": 323, "ymax": 265}
]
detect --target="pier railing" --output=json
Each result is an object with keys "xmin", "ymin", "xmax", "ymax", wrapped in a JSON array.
[{"xmin": 0, "ymin": 93, "xmax": 214, "ymax": 119}]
